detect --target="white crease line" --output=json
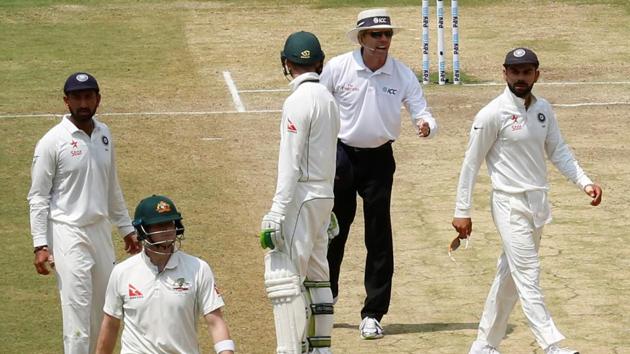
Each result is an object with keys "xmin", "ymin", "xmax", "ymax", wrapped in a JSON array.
[
  {"xmin": 0, "ymin": 110, "xmax": 282, "ymax": 119},
  {"xmin": 463, "ymin": 81, "xmax": 630, "ymax": 87},
  {"xmin": 240, "ymin": 88, "xmax": 290, "ymax": 93},
  {"xmin": 553, "ymin": 102, "xmax": 630, "ymax": 107},
  {"xmin": 239, "ymin": 81, "xmax": 630, "ymax": 92},
  {"xmin": 222, "ymin": 71, "xmax": 246, "ymax": 112}
]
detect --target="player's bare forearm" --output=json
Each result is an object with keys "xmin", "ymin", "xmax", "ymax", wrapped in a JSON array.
[
  {"xmin": 95, "ymin": 314, "xmax": 120, "ymax": 354},
  {"xmin": 204, "ymin": 310, "xmax": 234, "ymax": 353}
]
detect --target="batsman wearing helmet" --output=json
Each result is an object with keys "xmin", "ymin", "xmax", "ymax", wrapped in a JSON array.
[
  {"xmin": 96, "ymin": 195, "xmax": 234, "ymax": 354},
  {"xmin": 260, "ymin": 31, "xmax": 340, "ymax": 354}
]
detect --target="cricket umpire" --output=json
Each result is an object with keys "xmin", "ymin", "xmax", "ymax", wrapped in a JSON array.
[
  {"xmin": 320, "ymin": 8, "xmax": 438, "ymax": 339},
  {"xmin": 28, "ymin": 72, "xmax": 140, "ymax": 353},
  {"xmin": 452, "ymin": 48, "xmax": 602, "ymax": 354}
]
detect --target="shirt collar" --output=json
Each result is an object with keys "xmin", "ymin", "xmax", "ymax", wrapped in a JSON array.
[
  {"xmin": 141, "ymin": 249, "xmax": 181, "ymax": 274},
  {"xmin": 60, "ymin": 114, "xmax": 101, "ymax": 135},
  {"xmin": 351, "ymin": 48, "xmax": 393, "ymax": 75},
  {"xmin": 503, "ymin": 86, "xmax": 538, "ymax": 109},
  {"xmin": 288, "ymin": 72, "xmax": 320, "ymax": 92}
]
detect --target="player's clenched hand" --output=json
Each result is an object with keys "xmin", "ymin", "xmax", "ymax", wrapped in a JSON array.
[
  {"xmin": 417, "ymin": 119, "xmax": 430, "ymax": 138},
  {"xmin": 33, "ymin": 248, "xmax": 54, "ymax": 275},
  {"xmin": 584, "ymin": 184, "xmax": 603, "ymax": 206},
  {"xmin": 452, "ymin": 217, "xmax": 472, "ymax": 238},
  {"xmin": 124, "ymin": 232, "xmax": 142, "ymax": 254},
  {"xmin": 260, "ymin": 211, "xmax": 285, "ymax": 250}
]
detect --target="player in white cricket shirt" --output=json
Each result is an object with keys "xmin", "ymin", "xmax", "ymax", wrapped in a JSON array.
[
  {"xmin": 28, "ymin": 72, "xmax": 140, "ymax": 354},
  {"xmin": 260, "ymin": 31, "xmax": 340, "ymax": 354},
  {"xmin": 320, "ymin": 8, "xmax": 437, "ymax": 340},
  {"xmin": 96, "ymin": 195, "xmax": 234, "ymax": 354},
  {"xmin": 452, "ymin": 48, "xmax": 603, "ymax": 354}
]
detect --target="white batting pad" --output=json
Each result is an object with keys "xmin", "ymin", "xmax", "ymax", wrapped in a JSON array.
[{"xmin": 264, "ymin": 251, "xmax": 307, "ymax": 354}]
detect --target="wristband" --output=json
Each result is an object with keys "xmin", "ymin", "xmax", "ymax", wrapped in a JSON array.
[
  {"xmin": 34, "ymin": 245, "xmax": 49, "ymax": 254},
  {"xmin": 214, "ymin": 339, "xmax": 235, "ymax": 353}
]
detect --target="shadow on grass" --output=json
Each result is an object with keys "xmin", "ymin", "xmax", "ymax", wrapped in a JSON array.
[{"xmin": 334, "ymin": 322, "xmax": 516, "ymax": 335}]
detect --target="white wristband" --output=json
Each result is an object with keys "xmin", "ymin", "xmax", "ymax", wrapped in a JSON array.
[{"xmin": 214, "ymin": 339, "xmax": 235, "ymax": 353}]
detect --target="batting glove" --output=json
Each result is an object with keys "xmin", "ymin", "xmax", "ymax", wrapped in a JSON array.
[
  {"xmin": 327, "ymin": 212, "xmax": 340, "ymax": 243},
  {"xmin": 260, "ymin": 211, "xmax": 285, "ymax": 250}
]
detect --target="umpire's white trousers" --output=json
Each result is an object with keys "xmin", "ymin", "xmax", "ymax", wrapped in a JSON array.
[
  {"xmin": 476, "ymin": 190, "xmax": 565, "ymax": 350},
  {"xmin": 51, "ymin": 220, "xmax": 115, "ymax": 354}
]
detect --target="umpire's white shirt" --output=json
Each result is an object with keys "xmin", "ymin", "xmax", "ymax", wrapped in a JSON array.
[
  {"xmin": 28, "ymin": 115, "xmax": 134, "ymax": 247},
  {"xmin": 271, "ymin": 72, "xmax": 340, "ymax": 215},
  {"xmin": 320, "ymin": 49, "xmax": 437, "ymax": 148},
  {"xmin": 103, "ymin": 251, "xmax": 225, "ymax": 354},
  {"xmin": 455, "ymin": 87, "xmax": 593, "ymax": 220}
]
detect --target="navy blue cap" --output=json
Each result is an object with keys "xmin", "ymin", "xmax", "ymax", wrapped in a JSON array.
[
  {"xmin": 504, "ymin": 48, "xmax": 539, "ymax": 68},
  {"xmin": 63, "ymin": 72, "xmax": 100, "ymax": 94}
]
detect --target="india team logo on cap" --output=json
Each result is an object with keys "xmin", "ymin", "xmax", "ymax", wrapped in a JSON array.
[
  {"xmin": 513, "ymin": 48, "xmax": 526, "ymax": 57},
  {"xmin": 76, "ymin": 74, "xmax": 89, "ymax": 82},
  {"xmin": 156, "ymin": 200, "xmax": 172, "ymax": 213}
]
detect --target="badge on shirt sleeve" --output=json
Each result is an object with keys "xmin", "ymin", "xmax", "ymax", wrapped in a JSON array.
[
  {"xmin": 102, "ymin": 136, "xmax": 109, "ymax": 145},
  {"xmin": 537, "ymin": 113, "xmax": 546, "ymax": 122},
  {"xmin": 287, "ymin": 119, "xmax": 297, "ymax": 133}
]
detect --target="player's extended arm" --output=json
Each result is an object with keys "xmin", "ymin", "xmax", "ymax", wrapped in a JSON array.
[
  {"xmin": 204, "ymin": 309, "xmax": 235, "ymax": 354},
  {"xmin": 95, "ymin": 313, "xmax": 120, "ymax": 354}
]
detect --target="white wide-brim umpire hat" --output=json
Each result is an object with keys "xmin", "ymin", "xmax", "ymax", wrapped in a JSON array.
[{"xmin": 346, "ymin": 8, "xmax": 403, "ymax": 45}]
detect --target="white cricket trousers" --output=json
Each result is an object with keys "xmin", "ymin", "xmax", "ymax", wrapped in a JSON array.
[
  {"xmin": 284, "ymin": 196, "xmax": 334, "ymax": 354},
  {"xmin": 476, "ymin": 190, "xmax": 565, "ymax": 350},
  {"xmin": 51, "ymin": 220, "xmax": 115, "ymax": 354},
  {"xmin": 284, "ymin": 197, "xmax": 334, "ymax": 282}
]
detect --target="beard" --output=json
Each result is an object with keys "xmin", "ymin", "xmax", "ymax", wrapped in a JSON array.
[
  {"xmin": 70, "ymin": 107, "xmax": 96, "ymax": 121},
  {"xmin": 507, "ymin": 81, "xmax": 534, "ymax": 98}
]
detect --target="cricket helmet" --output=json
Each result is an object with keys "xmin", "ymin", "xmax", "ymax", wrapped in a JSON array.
[
  {"xmin": 281, "ymin": 31, "xmax": 325, "ymax": 66},
  {"xmin": 132, "ymin": 195, "xmax": 184, "ymax": 241}
]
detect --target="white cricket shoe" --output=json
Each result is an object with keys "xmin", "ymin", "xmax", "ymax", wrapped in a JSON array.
[
  {"xmin": 468, "ymin": 340, "xmax": 501, "ymax": 354},
  {"xmin": 359, "ymin": 317, "xmax": 384, "ymax": 340},
  {"xmin": 545, "ymin": 345, "xmax": 579, "ymax": 354}
]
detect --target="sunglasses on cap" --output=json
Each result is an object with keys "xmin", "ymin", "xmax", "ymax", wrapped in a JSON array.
[
  {"xmin": 368, "ymin": 30, "xmax": 394, "ymax": 39},
  {"xmin": 448, "ymin": 234, "xmax": 470, "ymax": 263}
]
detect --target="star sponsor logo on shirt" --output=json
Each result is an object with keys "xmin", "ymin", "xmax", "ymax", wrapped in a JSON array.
[
  {"xmin": 287, "ymin": 119, "xmax": 297, "ymax": 133},
  {"xmin": 70, "ymin": 139, "xmax": 83, "ymax": 157},
  {"xmin": 128, "ymin": 284, "xmax": 144, "ymax": 299},
  {"xmin": 510, "ymin": 114, "xmax": 523, "ymax": 132},
  {"xmin": 172, "ymin": 277, "xmax": 191, "ymax": 292}
]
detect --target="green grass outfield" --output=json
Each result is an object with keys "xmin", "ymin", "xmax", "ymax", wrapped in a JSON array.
[{"xmin": 2, "ymin": 1, "xmax": 629, "ymax": 353}]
